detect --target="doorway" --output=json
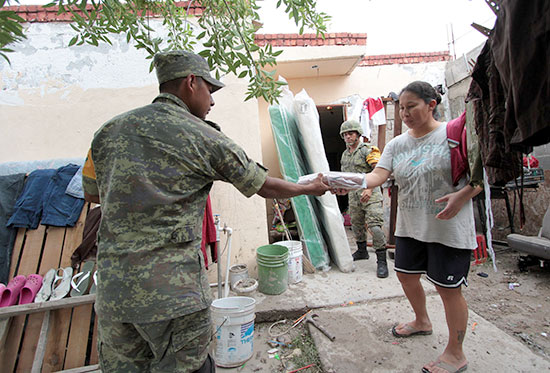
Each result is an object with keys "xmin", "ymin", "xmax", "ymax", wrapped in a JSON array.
[{"xmin": 317, "ymin": 104, "xmax": 348, "ymax": 213}]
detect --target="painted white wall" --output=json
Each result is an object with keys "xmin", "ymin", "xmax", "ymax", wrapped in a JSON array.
[
  {"xmin": 1, "ymin": 22, "xmax": 157, "ymax": 163},
  {"xmin": 0, "ymin": 21, "xmax": 270, "ymax": 280}
]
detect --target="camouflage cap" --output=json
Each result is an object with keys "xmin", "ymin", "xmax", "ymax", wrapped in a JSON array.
[{"xmin": 153, "ymin": 50, "xmax": 225, "ymax": 92}]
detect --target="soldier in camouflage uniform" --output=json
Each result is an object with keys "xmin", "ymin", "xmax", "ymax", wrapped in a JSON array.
[
  {"xmin": 340, "ymin": 120, "xmax": 388, "ymax": 278},
  {"xmin": 82, "ymin": 50, "xmax": 330, "ymax": 373}
]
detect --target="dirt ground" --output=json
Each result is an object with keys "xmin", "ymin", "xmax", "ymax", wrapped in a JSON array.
[{"xmin": 463, "ymin": 243, "xmax": 550, "ymax": 360}]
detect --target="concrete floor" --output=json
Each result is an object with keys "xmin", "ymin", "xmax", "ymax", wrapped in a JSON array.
[{"xmin": 214, "ymin": 248, "xmax": 550, "ymax": 372}]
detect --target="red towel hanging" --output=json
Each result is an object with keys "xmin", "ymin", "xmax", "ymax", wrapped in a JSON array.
[{"xmin": 201, "ymin": 195, "xmax": 218, "ymax": 269}]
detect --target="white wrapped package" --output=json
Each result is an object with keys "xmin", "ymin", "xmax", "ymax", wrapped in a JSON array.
[{"xmin": 298, "ymin": 171, "xmax": 367, "ymax": 190}]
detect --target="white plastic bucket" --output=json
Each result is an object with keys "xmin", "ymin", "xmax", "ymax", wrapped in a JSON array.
[
  {"xmin": 275, "ymin": 240, "xmax": 303, "ymax": 284},
  {"xmin": 211, "ymin": 296, "xmax": 256, "ymax": 368}
]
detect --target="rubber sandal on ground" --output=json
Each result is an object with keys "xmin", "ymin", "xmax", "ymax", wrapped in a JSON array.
[
  {"xmin": 392, "ymin": 323, "xmax": 433, "ymax": 338},
  {"xmin": 0, "ymin": 284, "xmax": 6, "ymax": 300},
  {"xmin": 0, "ymin": 275, "xmax": 27, "ymax": 307},
  {"xmin": 19, "ymin": 274, "xmax": 43, "ymax": 304},
  {"xmin": 88, "ymin": 270, "xmax": 97, "ymax": 295},
  {"xmin": 34, "ymin": 268, "xmax": 57, "ymax": 303},
  {"xmin": 50, "ymin": 267, "xmax": 73, "ymax": 301},
  {"xmin": 70, "ymin": 261, "xmax": 95, "ymax": 297},
  {"xmin": 422, "ymin": 359, "xmax": 468, "ymax": 373}
]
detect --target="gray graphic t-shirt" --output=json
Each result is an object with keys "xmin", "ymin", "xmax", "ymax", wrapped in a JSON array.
[{"xmin": 377, "ymin": 123, "xmax": 476, "ymax": 249}]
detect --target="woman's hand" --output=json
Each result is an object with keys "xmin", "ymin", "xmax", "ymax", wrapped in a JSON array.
[
  {"xmin": 331, "ymin": 188, "xmax": 349, "ymax": 195},
  {"xmin": 435, "ymin": 191, "xmax": 468, "ymax": 220},
  {"xmin": 360, "ymin": 189, "xmax": 372, "ymax": 203},
  {"xmin": 435, "ymin": 185, "xmax": 483, "ymax": 220}
]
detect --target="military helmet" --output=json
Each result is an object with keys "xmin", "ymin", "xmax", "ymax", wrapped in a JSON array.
[{"xmin": 340, "ymin": 120, "xmax": 363, "ymax": 138}]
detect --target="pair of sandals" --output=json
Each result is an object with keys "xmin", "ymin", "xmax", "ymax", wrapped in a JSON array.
[
  {"xmin": 69, "ymin": 261, "xmax": 97, "ymax": 297},
  {"xmin": 34, "ymin": 261, "xmax": 96, "ymax": 303},
  {"xmin": 0, "ymin": 274, "xmax": 44, "ymax": 307}
]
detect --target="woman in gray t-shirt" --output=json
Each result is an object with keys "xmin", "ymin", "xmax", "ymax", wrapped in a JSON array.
[{"xmin": 346, "ymin": 81, "xmax": 481, "ymax": 373}]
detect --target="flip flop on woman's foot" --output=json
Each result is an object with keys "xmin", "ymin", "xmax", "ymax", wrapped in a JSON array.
[
  {"xmin": 422, "ymin": 359, "xmax": 468, "ymax": 373},
  {"xmin": 392, "ymin": 323, "xmax": 433, "ymax": 338}
]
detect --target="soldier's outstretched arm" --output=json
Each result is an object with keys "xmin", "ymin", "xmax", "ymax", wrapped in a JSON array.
[{"xmin": 257, "ymin": 174, "xmax": 329, "ymax": 198}]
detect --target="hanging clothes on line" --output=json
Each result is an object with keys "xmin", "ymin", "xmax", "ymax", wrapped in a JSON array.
[
  {"xmin": 201, "ymin": 195, "xmax": 217, "ymax": 270},
  {"xmin": 360, "ymin": 97, "xmax": 386, "ymax": 140},
  {"xmin": 490, "ymin": 0, "xmax": 550, "ymax": 150}
]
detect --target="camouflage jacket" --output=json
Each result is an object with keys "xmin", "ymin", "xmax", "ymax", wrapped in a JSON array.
[
  {"xmin": 340, "ymin": 142, "xmax": 383, "ymax": 204},
  {"xmin": 83, "ymin": 93, "xmax": 268, "ymax": 323}
]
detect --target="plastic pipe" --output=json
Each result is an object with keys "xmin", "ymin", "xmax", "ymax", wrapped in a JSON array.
[
  {"xmin": 214, "ymin": 214, "xmax": 222, "ymax": 299},
  {"xmin": 223, "ymin": 226, "xmax": 233, "ymax": 298}
]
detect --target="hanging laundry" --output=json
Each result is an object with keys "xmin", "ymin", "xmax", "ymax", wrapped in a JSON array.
[
  {"xmin": 201, "ymin": 195, "xmax": 217, "ymax": 269},
  {"xmin": 490, "ymin": 0, "xmax": 550, "ymax": 149},
  {"xmin": 360, "ymin": 97, "xmax": 386, "ymax": 140},
  {"xmin": 467, "ymin": 41, "xmax": 522, "ymax": 186}
]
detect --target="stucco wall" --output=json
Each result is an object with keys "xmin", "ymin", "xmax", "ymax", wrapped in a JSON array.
[{"xmin": 0, "ymin": 21, "xmax": 270, "ymax": 281}]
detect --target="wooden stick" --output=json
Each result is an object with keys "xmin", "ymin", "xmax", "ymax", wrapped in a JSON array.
[
  {"xmin": 31, "ymin": 310, "xmax": 50, "ymax": 373},
  {"xmin": 0, "ymin": 294, "xmax": 95, "ymax": 319},
  {"xmin": 274, "ymin": 199, "xmax": 292, "ymax": 241},
  {"xmin": 301, "ymin": 256, "xmax": 316, "ymax": 274},
  {"xmin": 0, "ymin": 318, "xmax": 12, "ymax": 351}
]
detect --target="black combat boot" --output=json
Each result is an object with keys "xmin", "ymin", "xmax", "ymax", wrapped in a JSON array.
[
  {"xmin": 352, "ymin": 241, "xmax": 369, "ymax": 261},
  {"xmin": 375, "ymin": 249, "xmax": 388, "ymax": 278}
]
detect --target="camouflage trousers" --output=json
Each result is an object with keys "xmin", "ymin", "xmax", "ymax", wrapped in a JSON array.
[
  {"xmin": 349, "ymin": 199, "xmax": 386, "ymax": 250},
  {"xmin": 98, "ymin": 308, "xmax": 212, "ymax": 373}
]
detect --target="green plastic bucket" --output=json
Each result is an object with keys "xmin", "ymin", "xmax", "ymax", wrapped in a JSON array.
[{"xmin": 256, "ymin": 244, "xmax": 289, "ymax": 295}]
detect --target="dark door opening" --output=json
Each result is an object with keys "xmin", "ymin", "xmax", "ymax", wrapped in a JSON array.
[{"xmin": 317, "ymin": 104, "xmax": 348, "ymax": 213}]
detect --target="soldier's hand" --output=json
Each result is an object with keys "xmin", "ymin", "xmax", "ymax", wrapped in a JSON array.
[
  {"xmin": 360, "ymin": 189, "xmax": 372, "ymax": 203},
  {"xmin": 308, "ymin": 173, "xmax": 330, "ymax": 196}
]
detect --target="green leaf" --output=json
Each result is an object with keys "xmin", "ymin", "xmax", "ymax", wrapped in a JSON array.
[{"xmin": 68, "ymin": 36, "xmax": 78, "ymax": 46}]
